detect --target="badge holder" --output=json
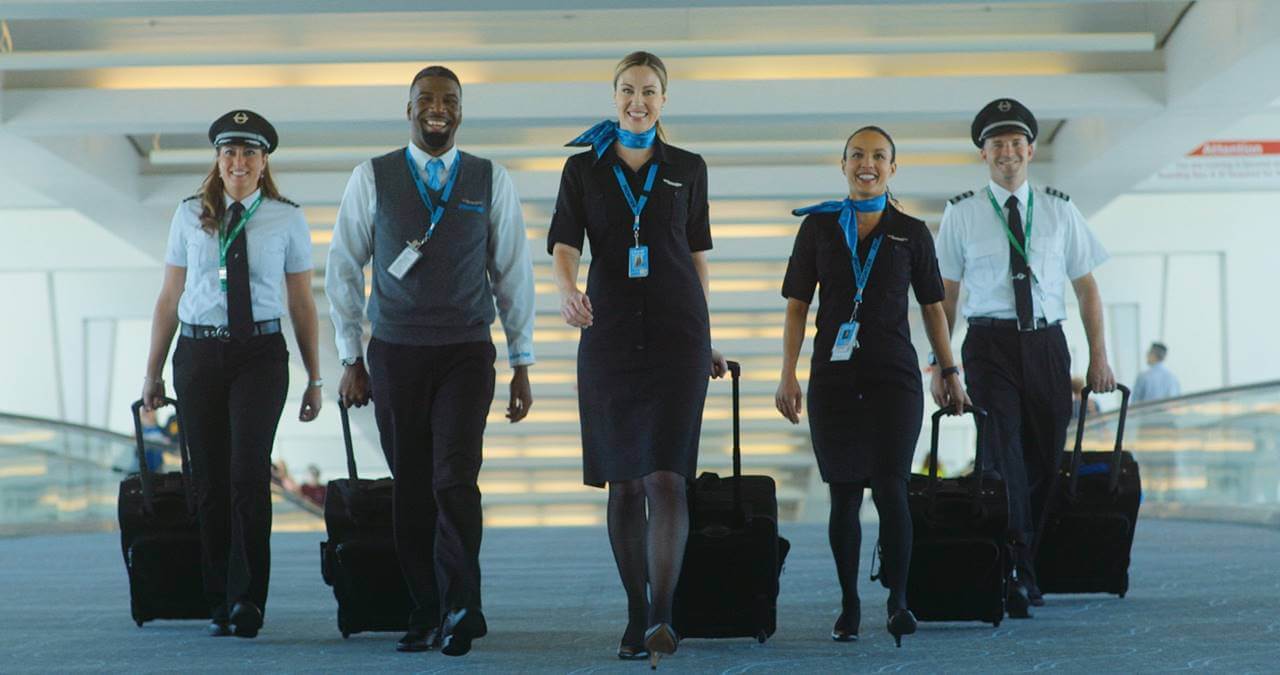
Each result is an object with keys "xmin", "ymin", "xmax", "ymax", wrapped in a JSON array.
[
  {"xmin": 830, "ymin": 318, "xmax": 860, "ymax": 361},
  {"xmin": 388, "ymin": 239, "xmax": 424, "ymax": 280},
  {"xmin": 627, "ymin": 218, "xmax": 649, "ymax": 278}
]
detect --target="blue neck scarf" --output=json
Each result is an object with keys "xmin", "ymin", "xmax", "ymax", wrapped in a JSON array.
[
  {"xmin": 567, "ymin": 120, "xmax": 657, "ymax": 158},
  {"xmin": 791, "ymin": 194, "xmax": 887, "ymax": 217}
]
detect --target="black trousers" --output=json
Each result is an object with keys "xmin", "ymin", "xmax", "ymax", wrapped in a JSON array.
[
  {"xmin": 961, "ymin": 323, "xmax": 1072, "ymax": 580},
  {"xmin": 172, "ymin": 333, "xmax": 289, "ymax": 619},
  {"xmin": 367, "ymin": 337, "xmax": 496, "ymax": 629}
]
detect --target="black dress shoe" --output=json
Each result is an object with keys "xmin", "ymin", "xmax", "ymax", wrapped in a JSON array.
[
  {"xmin": 440, "ymin": 608, "xmax": 487, "ymax": 657},
  {"xmin": 1006, "ymin": 584, "xmax": 1032, "ymax": 619},
  {"xmin": 207, "ymin": 620, "xmax": 232, "ymax": 637},
  {"xmin": 396, "ymin": 626, "xmax": 442, "ymax": 652},
  {"xmin": 230, "ymin": 600, "xmax": 264, "ymax": 638}
]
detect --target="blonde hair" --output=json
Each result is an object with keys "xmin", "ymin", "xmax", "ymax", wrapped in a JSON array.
[
  {"xmin": 613, "ymin": 51, "xmax": 668, "ymax": 141},
  {"xmin": 197, "ymin": 153, "xmax": 285, "ymax": 234}
]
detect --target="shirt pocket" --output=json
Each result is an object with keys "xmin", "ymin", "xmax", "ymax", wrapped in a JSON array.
[
  {"xmin": 965, "ymin": 238, "xmax": 1007, "ymax": 288},
  {"xmin": 1030, "ymin": 231, "xmax": 1067, "ymax": 292}
]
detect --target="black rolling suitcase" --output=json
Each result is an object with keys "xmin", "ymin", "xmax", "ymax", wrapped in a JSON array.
[
  {"xmin": 118, "ymin": 398, "xmax": 209, "ymax": 626},
  {"xmin": 319, "ymin": 402, "xmax": 413, "ymax": 637},
  {"xmin": 905, "ymin": 407, "xmax": 1009, "ymax": 627},
  {"xmin": 1036, "ymin": 384, "xmax": 1140, "ymax": 597},
  {"xmin": 673, "ymin": 361, "xmax": 790, "ymax": 643}
]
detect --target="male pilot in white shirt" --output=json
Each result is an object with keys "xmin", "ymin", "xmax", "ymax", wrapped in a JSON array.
[{"xmin": 932, "ymin": 98, "xmax": 1116, "ymax": 617}]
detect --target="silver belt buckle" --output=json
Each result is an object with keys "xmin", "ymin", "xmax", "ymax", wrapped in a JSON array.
[{"xmin": 214, "ymin": 325, "xmax": 231, "ymax": 342}]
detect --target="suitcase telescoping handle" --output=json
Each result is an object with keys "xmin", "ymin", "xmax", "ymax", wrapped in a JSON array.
[
  {"xmin": 1068, "ymin": 383, "xmax": 1131, "ymax": 497},
  {"xmin": 728, "ymin": 359, "xmax": 741, "ymax": 478},
  {"xmin": 130, "ymin": 397, "xmax": 194, "ymax": 516},
  {"xmin": 927, "ymin": 405, "xmax": 988, "ymax": 501},
  {"xmin": 338, "ymin": 399, "xmax": 360, "ymax": 482}
]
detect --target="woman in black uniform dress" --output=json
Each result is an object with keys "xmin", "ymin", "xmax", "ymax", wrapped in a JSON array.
[
  {"xmin": 549, "ymin": 51, "xmax": 727, "ymax": 667},
  {"xmin": 776, "ymin": 126, "xmax": 969, "ymax": 646}
]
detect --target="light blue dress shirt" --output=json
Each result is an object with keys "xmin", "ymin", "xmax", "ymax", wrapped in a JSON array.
[{"xmin": 164, "ymin": 189, "xmax": 313, "ymax": 326}]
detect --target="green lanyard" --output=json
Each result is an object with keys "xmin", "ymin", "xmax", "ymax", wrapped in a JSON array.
[
  {"xmin": 985, "ymin": 186, "xmax": 1033, "ymax": 264},
  {"xmin": 218, "ymin": 194, "xmax": 263, "ymax": 292}
]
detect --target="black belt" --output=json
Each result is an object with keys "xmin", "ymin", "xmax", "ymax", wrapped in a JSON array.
[
  {"xmin": 967, "ymin": 316, "xmax": 1059, "ymax": 332},
  {"xmin": 180, "ymin": 319, "xmax": 281, "ymax": 341}
]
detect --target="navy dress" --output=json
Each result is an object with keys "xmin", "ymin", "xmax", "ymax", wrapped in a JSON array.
[
  {"xmin": 782, "ymin": 204, "xmax": 944, "ymax": 484},
  {"xmin": 548, "ymin": 140, "xmax": 713, "ymax": 487}
]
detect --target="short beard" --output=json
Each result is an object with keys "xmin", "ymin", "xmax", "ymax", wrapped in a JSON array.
[{"xmin": 423, "ymin": 131, "xmax": 450, "ymax": 149}]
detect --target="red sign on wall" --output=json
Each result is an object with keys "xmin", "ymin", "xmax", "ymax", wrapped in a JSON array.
[{"xmin": 1188, "ymin": 141, "xmax": 1280, "ymax": 156}]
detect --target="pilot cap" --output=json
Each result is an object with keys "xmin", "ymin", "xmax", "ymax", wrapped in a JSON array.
[
  {"xmin": 971, "ymin": 98, "xmax": 1037, "ymax": 148},
  {"xmin": 208, "ymin": 109, "xmax": 278, "ymax": 153}
]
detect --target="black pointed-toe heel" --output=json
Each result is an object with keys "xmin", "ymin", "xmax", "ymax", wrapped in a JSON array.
[
  {"xmin": 887, "ymin": 608, "xmax": 917, "ymax": 648},
  {"xmin": 643, "ymin": 623, "xmax": 678, "ymax": 670},
  {"xmin": 617, "ymin": 643, "xmax": 650, "ymax": 660},
  {"xmin": 831, "ymin": 609, "xmax": 860, "ymax": 642}
]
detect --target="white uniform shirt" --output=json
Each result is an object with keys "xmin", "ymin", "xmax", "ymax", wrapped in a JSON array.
[
  {"xmin": 936, "ymin": 179, "xmax": 1109, "ymax": 323},
  {"xmin": 325, "ymin": 144, "xmax": 536, "ymax": 367},
  {"xmin": 164, "ymin": 189, "xmax": 313, "ymax": 326}
]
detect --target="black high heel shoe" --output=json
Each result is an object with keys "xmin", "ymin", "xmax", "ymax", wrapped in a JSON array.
[
  {"xmin": 831, "ymin": 607, "xmax": 860, "ymax": 642},
  {"xmin": 643, "ymin": 623, "xmax": 678, "ymax": 670},
  {"xmin": 617, "ymin": 642, "xmax": 650, "ymax": 660},
  {"xmin": 887, "ymin": 608, "xmax": 917, "ymax": 648}
]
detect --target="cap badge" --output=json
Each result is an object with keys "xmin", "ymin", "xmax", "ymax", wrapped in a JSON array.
[
  {"xmin": 233, "ymin": 112, "xmax": 249, "ymax": 124},
  {"xmin": 997, "ymin": 100, "xmax": 1012, "ymax": 112}
]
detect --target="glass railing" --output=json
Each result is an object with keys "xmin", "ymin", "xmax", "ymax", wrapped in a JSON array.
[
  {"xmin": 1076, "ymin": 381, "xmax": 1280, "ymax": 525},
  {"xmin": 0, "ymin": 412, "xmax": 321, "ymax": 537}
]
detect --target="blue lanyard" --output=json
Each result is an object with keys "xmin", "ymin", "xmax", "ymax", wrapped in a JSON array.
[
  {"xmin": 838, "ymin": 204, "xmax": 883, "ymax": 314},
  {"xmin": 612, "ymin": 163, "xmax": 659, "ymax": 246},
  {"xmin": 404, "ymin": 147, "xmax": 461, "ymax": 241}
]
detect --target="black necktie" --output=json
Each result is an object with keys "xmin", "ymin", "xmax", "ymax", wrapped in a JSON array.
[
  {"xmin": 225, "ymin": 202, "xmax": 254, "ymax": 341},
  {"xmin": 1005, "ymin": 195, "xmax": 1035, "ymax": 331}
]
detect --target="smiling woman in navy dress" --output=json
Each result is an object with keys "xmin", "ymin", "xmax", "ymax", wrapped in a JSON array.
[
  {"xmin": 777, "ymin": 126, "xmax": 969, "ymax": 648},
  {"xmin": 548, "ymin": 51, "xmax": 727, "ymax": 667}
]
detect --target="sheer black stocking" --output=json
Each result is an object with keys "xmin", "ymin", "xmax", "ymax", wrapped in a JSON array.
[
  {"xmin": 828, "ymin": 482, "xmax": 864, "ymax": 633},
  {"xmin": 642, "ymin": 470, "xmax": 688, "ymax": 627},
  {"xmin": 607, "ymin": 479, "xmax": 647, "ymax": 647},
  {"xmin": 870, "ymin": 475, "xmax": 912, "ymax": 612}
]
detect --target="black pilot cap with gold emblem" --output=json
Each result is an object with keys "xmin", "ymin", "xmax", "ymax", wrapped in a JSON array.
[
  {"xmin": 970, "ymin": 98, "xmax": 1038, "ymax": 148},
  {"xmin": 208, "ymin": 109, "xmax": 278, "ymax": 153}
]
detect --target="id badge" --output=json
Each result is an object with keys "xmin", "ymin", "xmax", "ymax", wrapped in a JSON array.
[
  {"xmin": 628, "ymin": 245, "xmax": 650, "ymax": 278},
  {"xmin": 830, "ymin": 320, "xmax": 860, "ymax": 362},
  {"xmin": 387, "ymin": 243, "xmax": 423, "ymax": 280},
  {"xmin": 218, "ymin": 267, "xmax": 228, "ymax": 292}
]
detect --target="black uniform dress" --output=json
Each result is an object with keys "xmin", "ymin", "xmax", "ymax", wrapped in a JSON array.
[
  {"xmin": 547, "ymin": 140, "xmax": 713, "ymax": 487},
  {"xmin": 782, "ymin": 204, "xmax": 944, "ymax": 484}
]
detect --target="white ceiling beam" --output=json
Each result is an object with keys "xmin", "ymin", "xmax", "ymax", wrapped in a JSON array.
[
  {"xmin": 0, "ymin": 132, "xmax": 170, "ymax": 261},
  {"xmin": 1052, "ymin": 0, "xmax": 1280, "ymax": 215},
  {"xmin": 2, "ymin": 73, "xmax": 1162, "ymax": 135},
  {"xmin": 0, "ymin": 33, "xmax": 1155, "ymax": 71},
  {"xmin": 141, "ymin": 163, "xmax": 994, "ymax": 208},
  {"xmin": 0, "ymin": 0, "xmax": 1188, "ymax": 20}
]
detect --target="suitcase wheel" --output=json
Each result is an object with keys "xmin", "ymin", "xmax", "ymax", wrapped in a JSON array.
[
  {"xmin": 1119, "ymin": 592, "xmax": 1126, "ymax": 599},
  {"xmin": 992, "ymin": 620, "xmax": 1001, "ymax": 628},
  {"xmin": 342, "ymin": 632, "xmax": 350, "ymax": 639},
  {"xmin": 756, "ymin": 630, "xmax": 767, "ymax": 644},
  {"xmin": 135, "ymin": 621, "xmax": 144, "ymax": 628}
]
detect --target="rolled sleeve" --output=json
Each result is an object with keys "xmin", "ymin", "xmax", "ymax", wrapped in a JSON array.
[
  {"xmin": 781, "ymin": 217, "xmax": 818, "ymax": 304},
  {"xmin": 324, "ymin": 162, "xmax": 375, "ymax": 363},
  {"xmin": 488, "ymin": 163, "xmax": 537, "ymax": 367},
  {"xmin": 547, "ymin": 158, "xmax": 586, "ymax": 254},
  {"xmin": 686, "ymin": 156, "xmax": 713, "ymax": 252},
  {"xmin": 1063, "ymin": 201, "xmax": 1109, "ymax": 279}
]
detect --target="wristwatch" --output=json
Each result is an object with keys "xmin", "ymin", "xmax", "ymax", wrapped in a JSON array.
[
  {"xmin": 340, "ymin": 356, "xmax": 362, "ymax": 367},
  {"xmin": 940, "ymin": 366, "xmax": 960, "ymax": 378},
  {"xmin": 308, "ymin": 379, "xmax": 324, "ymax": 389}
]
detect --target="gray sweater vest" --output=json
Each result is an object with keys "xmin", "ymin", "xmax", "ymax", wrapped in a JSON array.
[{"xmin": 368, "ymin": 148, "xmax": 495, "ymax": 346}]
